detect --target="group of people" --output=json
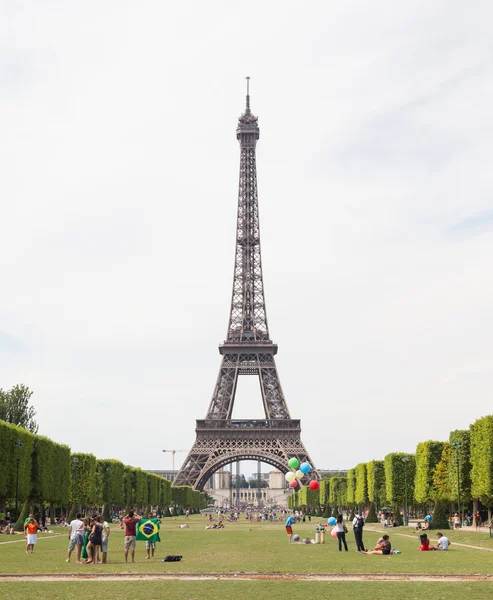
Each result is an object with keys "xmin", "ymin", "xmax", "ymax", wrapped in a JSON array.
[
  {"xmin": 66, "ymin": 510, "xmax": 161, "ymax": 564},
  {"xmin": 66, "ymin": 513, "xmax": 111, "ymax": 564},
  {"xmin": 285, "ymin": 509, "xmax": 453, "ymax": 555}
]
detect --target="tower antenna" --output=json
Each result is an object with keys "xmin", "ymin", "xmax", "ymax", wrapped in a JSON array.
[{"xmin": 246, "ymin": 76, "xmax": 250, "ymax": 112}]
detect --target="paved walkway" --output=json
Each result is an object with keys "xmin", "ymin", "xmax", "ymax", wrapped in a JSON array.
[{"xmin": 1, "ymin": 572, "xmax": 493, "ymax": 582}]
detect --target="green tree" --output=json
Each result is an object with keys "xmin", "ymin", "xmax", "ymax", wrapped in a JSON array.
[
  {"xmin": 384, "ymin": 452, "xmax": 415, "ymax": 523},
  {"xmin": 69, "ymin": 453, "xmax": 97, "ymax": 510},
  {"xmin": 449, "ymin": 429, "xmax": 471, "ymax": 506},
  {"xmin": 354, "ymin": 463, "xmax": 368, "ymax": 507},
  {"xmin": 0, "ymin": 421, "xmax": 36, "ymax": 522},
  {"xmin": 249, "ymin": 479, "xmax": 268, "ymax": 488},
  {"xmin": 470, "ymin": 416, "xmax": 493, "ymax": 509},
  {"xmin": 328, "ymin": 476, "xmax": 347, "ymax": 509},
  {"xmin": 366, "ymin": 460, "xmax": 386, "ymax": 508},
  {"xmin": 415, "ymin": 441, "xmax": 445, "ymax": 504},
  {"xmin": 319, "ymin": 479, "xmax": 330, "ymax": 509},
  {"xmin": 433, "ymin": 443, "xmax": 452, "ymax": 501},
  {"xmin": 430, "ymin": 497, "xmax": 451, "ymax": 530},
  {"xmin": 0, "ymin": 385, "xmax": 38, "ymax": 433},
  {"xmin": 233, "ymin": 475, "xmax": 248, "ymax": 489},
  {"xmin": 346, "ymin": 469, "xmax": 356, "ymax": 506}
]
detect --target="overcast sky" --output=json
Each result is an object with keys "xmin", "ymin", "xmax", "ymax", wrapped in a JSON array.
[{"xmin": 1, "ymin": 1, "xmax": 492, "ymax": 476}]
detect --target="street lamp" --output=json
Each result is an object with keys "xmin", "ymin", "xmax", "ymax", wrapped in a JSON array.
[
  {"xmin": 451, "ymin": 441, "xmax": 462, "ymax": 522},
  {"xmin": 105, "ymin": 466, "xmax": 112, "ymax": 521},
  {"xmin": 15, "ymin": 440, "xmax": 24, "ymax": 520},
  {"xmin": 374, "ymin": 465, "xmax": 378, "ymax": 516},
  {"xmin": 402, "ymin": 457, "xmax": 410, "ymax": 527}
]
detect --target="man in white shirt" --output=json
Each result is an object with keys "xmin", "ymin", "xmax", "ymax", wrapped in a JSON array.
[
  {"xmin": 66, "ymin": 513, "xmax": 84, "ymax": 563},
  {"xmin": 432, "ymin": 532, "xmax": 450, "ymax": 550}
]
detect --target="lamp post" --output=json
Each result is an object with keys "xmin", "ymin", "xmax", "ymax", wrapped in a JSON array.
[
  {"xmin": 105, "ymin": 466, "xmax": 112, "ymax": 521},
  {"xmin": 402, "ymin": 457, "xmax": 410, "ymax": 526},
  {"xmin": 374, "ymin": 465, "xmax": 378, "ymax": 516},
  {"xmin": 72, "ymin": 456, "xmax": 79, "ymax": 516},
  {"xmin": 451, "ymin": 441, "xmax": 462, "ymax": 522},
  {"xmin": 15, "ymin": 440, "xmax": 24, "ymax": 520}
]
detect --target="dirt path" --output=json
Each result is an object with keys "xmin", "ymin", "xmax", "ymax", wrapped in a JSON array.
[
  {"xmin": 0, "ymin": 534, "xmax": 64, "ymax": 546},
  {"xmin": 364, "ymin": 527, "xmax": 493, "ymax": 552},
  {"xmin": 1, "ymin": 573, "xmax": 493, "ymax": 582}
]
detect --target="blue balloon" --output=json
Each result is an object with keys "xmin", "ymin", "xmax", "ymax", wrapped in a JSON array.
[
  {"xmin": 300, "ymin": 462, "xmax": 311, "ymax": 474},
  {"xmin": 327, "ymin": 517, "xmax": 336, "ymax": 526}
]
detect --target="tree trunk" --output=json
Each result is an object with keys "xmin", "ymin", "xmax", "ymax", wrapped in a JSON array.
[{"xmin": 14, "ymin": 499, "xmax": 30, "ymax": 531}]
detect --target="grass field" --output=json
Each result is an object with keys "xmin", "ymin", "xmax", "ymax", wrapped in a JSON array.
[{"xmin": 1, "ymin": 516, "xmax": 493, "ymax": 598}]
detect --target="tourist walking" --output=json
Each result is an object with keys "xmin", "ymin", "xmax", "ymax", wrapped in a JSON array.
[
  {"xmin": 66, "ymin": 513, "xmax": 84, "ymax": 563},
  {"xmin": 334, "ymin": 514, "xmax": 348, "ymax": 551},
  {"xmin": 352, "ymin": 511, "xmax": 366, "ymax": 552},
  {"xmin": 123, "ymin": 510, "xmax": 141, "ymax": 563}
]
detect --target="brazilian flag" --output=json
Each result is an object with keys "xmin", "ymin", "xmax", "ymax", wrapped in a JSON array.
[{"xmin": 136, "ymin": 519, "xmax": 161, "ymax": 543}]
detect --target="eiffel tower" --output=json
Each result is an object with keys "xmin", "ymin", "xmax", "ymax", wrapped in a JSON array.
[{"xmin": 174, "ymin": 80, "xmax": 318, "ymax": 490}]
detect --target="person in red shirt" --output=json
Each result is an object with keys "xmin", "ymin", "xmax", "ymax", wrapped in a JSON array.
[
  {"xmin": 418, "ymin": 533, "xmax": 430, "ymax": 551},
  {"xmin": 122, "ymin": 510, "xmax": 141, "ymax": 563}
]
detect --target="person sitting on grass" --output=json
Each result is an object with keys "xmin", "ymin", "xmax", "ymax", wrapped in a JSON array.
[
  {"xmin": 431, "ymin": 532, "xmax": 450, "ymax": 551},
  {"xmin": 418, "ymin": 533, "xmax": 430, "ymax": 551},
  {"xmin": 362, "ymin": 535, "xmax": 391, "ymax": 555}
]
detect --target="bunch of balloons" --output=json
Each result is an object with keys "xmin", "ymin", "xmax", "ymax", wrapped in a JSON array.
[{"xmin": 284, "ymin": 457, "xmax": 320, "ymax": 491}]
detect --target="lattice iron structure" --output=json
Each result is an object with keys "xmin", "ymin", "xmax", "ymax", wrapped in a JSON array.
[{"xmin": 174, "ymin": 82, "xmax": 318, "ymax": 490}]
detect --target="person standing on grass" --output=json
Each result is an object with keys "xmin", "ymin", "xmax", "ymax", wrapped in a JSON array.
[
  {"xmin": 101, "ymin": 515, "xmax": 111, "ymax": 564},
  {"xmin": 285, "ymin": 513, "xmax": 295, "ymax": 543},
  {"xmin": 24, "ymin": 517, "xmax": 38, "ymax": 554},
  {"xmin": 66, "ymin": 513, "xmax": 84, "ymax": 563},
  {"xmin": 334, "ymin": 514, "xmax": 348, "ymax": 551},
  {"xmin": 123, "ymin": 510, "xmax": 141, "ymax": 563},
  {"xmin": 81, "ymin": 517, "xmax": 91, "ymax": 563},
  {"xmin": 352, "ymin": 510, "xmax": 366, "ymax": 552},
  {"xmin": 85, "ymin": 515, "xmax": 103, "ymax": 564}
]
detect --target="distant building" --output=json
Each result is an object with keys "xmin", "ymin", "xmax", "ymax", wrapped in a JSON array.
[{"xmin": 318, "ymin": 469, "xmax": 348, "ymax": 479}]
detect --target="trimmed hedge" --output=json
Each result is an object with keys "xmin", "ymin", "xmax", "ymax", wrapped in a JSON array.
[
  {"xmin": 415, "ymin": 441, "xmax": 445, "ymax": 504},
  {"xmin": 354, "ymin": 463, "xmax": 368, "ymax": 506},
  {"xmin": 384, "ymin": 452, "xmax": 415, "ymax": 506},
  {"xmin": 470, "ymin": 416, "xmax": 493, "ymax": 506}
]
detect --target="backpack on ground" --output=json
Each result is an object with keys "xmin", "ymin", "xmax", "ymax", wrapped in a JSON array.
[{"xmin": 163, "ymin": 555, "xmax": 183, "ymax": 562}]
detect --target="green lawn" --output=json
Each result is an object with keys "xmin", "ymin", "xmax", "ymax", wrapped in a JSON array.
[
  {"xmin": 1, "ymin": 581, "xmax": 493, "ymax": 600},
  {"xmin": 1, "ymin": 516, "xmax": 492, "ymax": 576}
]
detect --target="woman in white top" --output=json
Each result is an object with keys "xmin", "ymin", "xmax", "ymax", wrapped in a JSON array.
[
  {"xmin": 334, "ymin": 514, "xmax": 348, "ymax": 551},
  {"xmin": 453, "ymin": 513, "xmax": 460, "ymax": 530}
]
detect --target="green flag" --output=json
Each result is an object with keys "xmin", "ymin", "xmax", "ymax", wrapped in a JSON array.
[{"xmin": 136, "ymin": 518, "xmax": 161, "ymax": 543}]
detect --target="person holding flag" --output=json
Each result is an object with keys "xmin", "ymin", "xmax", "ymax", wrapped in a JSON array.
[{"xmin": 136, "ymin": 513, "xmax": 161, "ymax": 559}]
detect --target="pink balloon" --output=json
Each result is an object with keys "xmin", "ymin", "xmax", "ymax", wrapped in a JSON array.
[
  {"xmin": 331, "ymin": 527, "xmax": 338, "ymax": 538},
  {"xmin": 289, "ymin": 480, "xmax": 297, "ymax": 488},
  {"xmin": 309, "ymin": 480, "xmax": 319, "ymax": 491}
]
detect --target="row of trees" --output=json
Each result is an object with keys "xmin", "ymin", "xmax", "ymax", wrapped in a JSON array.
[
  {"xmin": 288, "ymin": 415, "xmax": 493, "ymax": 525},
  {"xmin": 0, "ymin": 419, "xmax": 207, "ymax": 529}
]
